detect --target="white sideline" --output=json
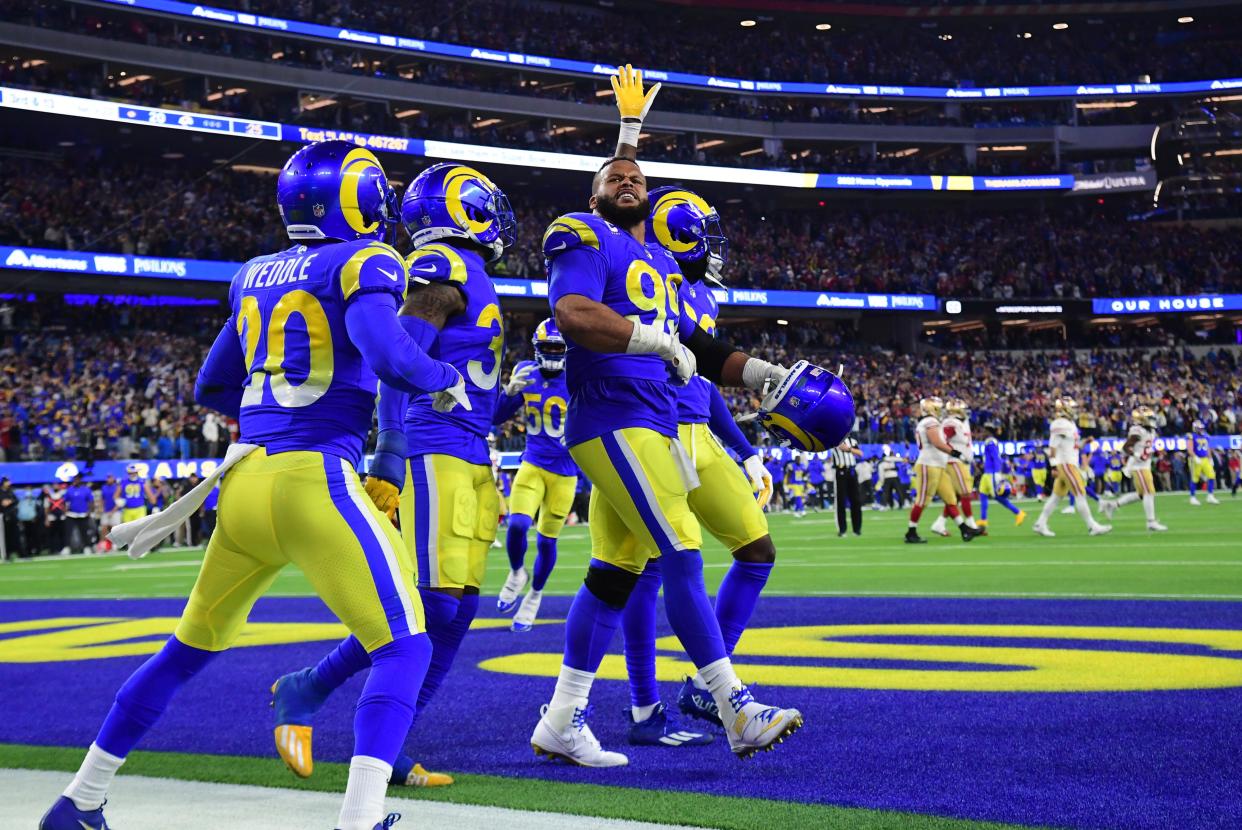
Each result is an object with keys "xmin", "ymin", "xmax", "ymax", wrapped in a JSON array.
[{"xmin": 2, "ymin": 769, "xmax": 700, "ymax": 830}]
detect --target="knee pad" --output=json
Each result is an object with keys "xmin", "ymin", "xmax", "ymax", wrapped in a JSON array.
[
  {"xmin": 583, "ymin": 564, "xmax": 641, "ymax": 609},
  {"xmin": 733, "ymin": 536, "xmax": 776, "ymax": 564},
  {"xmin": 509, "ymin": 513, "xmax": 532, "ymax": 534}
]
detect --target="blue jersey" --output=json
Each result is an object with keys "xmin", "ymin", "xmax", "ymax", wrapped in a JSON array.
[
  {"xmin": 809, "ymin": 459, "xmax": 825, "ymax": 485},
  {"xmin": 670, "ymin": 274, "xmax": 720, "ymax": 424},
  {"xmin": 1108, "ymin": 455, "xmax": 1124, "ymax": 472},
  {"xmin": 513, "ymin": 360, "xmax": 577, "ymax": 477},
  {"xmin": 66, "ymin": 485, "xmax": 93, "ymax": 514},
  {"xmin": 402, "ymin": 244, "xmax": 502, "ymax": 466},
  {"xmin": 982, "ymin": 438, "xmax": 1005, "ymax": 475},
  {"xmin": 232, "ymin": 239, "xmax": 406, "ymax": 465},
  {"xmin": 785, "ymin": 462, "xmax": 808, "ymax": 487},
  {"xmin": 1191, "ymin": 433, "xmax": 1211, "ymax": 458},
  {"xmin": 545, "ymin": 213, "xmax": 691, "ymax": 447},
  {"xmin": 122, "ymin": 480, "xmax": 146, "ymax": 508}
]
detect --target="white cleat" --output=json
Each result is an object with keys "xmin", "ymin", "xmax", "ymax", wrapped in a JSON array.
[
  {"xmin": 1061, "ymin": 505, "xmax": 1076, "ymax": 515},
  {"xmin": 512, "ymin": 589, "xmax": 543, "ymax": 633},
  {"xmin": 497, "ymin": 567, "xmax": 528, "ymax": 614},
  {"xmin": 1099, "ymin": 499, "xmax": 1118, "ymax": 520},
  {"xmin": 531, "ymin": 705, "xmax": 628, "ymax": 767},
  {"xmin": 1147, "ymin": 521, "xmax": 1169, "ymax": 532},
  {"xmin": 929, "ymin": 517, "xmax": 949, "ymax": 537},
  {"xmin": 1032, "ymin": 524, "xmax": 1056, "ymax": 538},
  {"xmin": 721, "ymin": 687, "xmax": 803, "ymax": 759},
  {"xmin": 1089, "ymin": 524, "xmax": 1113, "ymax": 536},
  {"xmin": 1189, "ymin": 496, "xmax": 1202, "ymax": 506},
  {"xmin": 1207, "ymin": 495, "xmax": 1221, "ymax": 505}
]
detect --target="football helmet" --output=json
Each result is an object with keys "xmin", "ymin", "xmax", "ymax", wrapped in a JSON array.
[
  {"xmin": 401, "ymin": 163, "xmax": 516, "ymax": 262},
  {"xmin": 532, "ymin": 317, "xmax": 566, "ymax": 373},
  {"xmin": 1131, "ymin": 406, "xmax": 1158, "ymax": 428},
  {"xmin": 646, "ymin": 186, "xmax": 728, "ymax": 285},
  {"xmin": 126, "ymin": 463, "xmax": 140, "ymax": 478},
  {"xmin": 1192, "ymin": 419, "xmax": 1205, "ymax": 432},
  {"xmin": 1053, "ymin": 397, "xmax": 1078, "ymax": 419},
  {"xmin": 919, "ymin": 396, "xmax": 944, "ymax": 418},
  {"xmin": 946, "ymin": 398, "xmax": 970, "ymax": 418},
  {"xmin": 277, "ymin": 140, "xmax": 399, "ymax": 243},
  {"xmin": 757, "ymin": 360, "xmax": 854, "ymax": 452}
]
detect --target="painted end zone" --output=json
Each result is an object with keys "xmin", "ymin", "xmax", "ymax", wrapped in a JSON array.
[{"xmin": 1, "ymin": 596, "xmax": 1240, "ymax": 830}]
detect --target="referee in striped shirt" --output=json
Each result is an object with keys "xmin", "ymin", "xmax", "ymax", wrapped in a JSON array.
[{"xmin": 832, "ymin": 435, "xmax": 864, "ymax": 537}]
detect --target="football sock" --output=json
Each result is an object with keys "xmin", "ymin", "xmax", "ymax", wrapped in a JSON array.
[
  {"xmin": 631, "ymin": 703, "xmax": 659, "ymax": 722},
  {"xmin": 700, "ymin": 656, "xmax": 745, "ymax": 721},
  {"xmin": 506, "ymin": 513, "xmax": 533, "ymax": 572},
  {"xmin": 1116, "ymin": 492, "xmax": 1139, "ymax": 508},
  {"xmin": 660, "ymin": 549, "xmax": 727, "ymax": 669},
  {"xmin": 94, "ymin": 635, "xmax": 215, "ymax": 759},
  {"xmin": 715, "ymin": 560, "xmax": 773, "ymax": 656},
  {"xmin": 996, "ymin": 494, "xmax": 1021, "ymax": 515},
  {"xmin": 1086, "ymin": 484, "xmax": 1101, "ymax": 503},
  {"xmin": 353, "ymin": 634, "xmax": 429, "ymax": 761},
  {"xmin": 532, "ymin": 533, "xmax": 558, "ymax": 591},
  {"xmin": 562, "ymin": 565, "xmax": 624, "ymax": 672},
  {"xmin": 1142, "ymin": 494, "xmax": 1157, "ymax": 522},
  {"xmin": 1037, "ymin": 494, "xmax": 1060, "ymax": 525},
  {"xmin": 417, "ymin": 590, "xmax": 477, "ymax": 712},
  {"xmin": 621, "ymin": 559, "xmax": 662, "ymax": 710},
  {"xmin": 548, "ymin": 664, "xmax": 597, "ymax": 729},
  {"xmin": 63, "ymin": 743, "xmax": 125, "ymax": 812},
  {"xmin": 1207, "ymin": 479, "xmax": 1216, "ymax": 495},
  {"xmin": 909, "ymin": 505, "xmax": 924, "ymax": 524},
  {"xmin": 312, "ymin": 634, "xmax": 369, "ymax": 695},
  {"xmin": 979, "ymin": 494, "xmax": 990, "ymax": 520},
  {"xmin": 793, "ymin": 496, "xmax": 804, "ymax": 512},
  {"xmin": 338, "ymin": 754, "xmax": 393, "ymax": 830},
  {"xmin": 1074, "ymin": 496, "xmax": 1096, "ymax": 527},
  {"xmin": 960, "ymin": 495, "xmax": 973, "ymax": 518}
]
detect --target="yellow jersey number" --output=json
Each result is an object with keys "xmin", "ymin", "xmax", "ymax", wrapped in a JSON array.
[
  {"xmin": 524, "ymin": 393, "xmax": 568, "ymax": 439},
  {"xmin": 237, "ymin": 290, "xmax": 335, "ymax": 408},
  {"xmin": 623, "ymin": 260, "xmax": 682, "ymax": 336},
  {"xmin": 467, "ymin": 303, "xmax": 503, "ymax": 391}
]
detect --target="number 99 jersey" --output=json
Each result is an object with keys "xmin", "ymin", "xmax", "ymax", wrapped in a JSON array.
[
  {"xmin": 232, "ymin": 238, "xmax": 406, "ymax": 465},
  {"xmin": 512, "ymin": 359, "xmax": 576, "ymax": 477}
]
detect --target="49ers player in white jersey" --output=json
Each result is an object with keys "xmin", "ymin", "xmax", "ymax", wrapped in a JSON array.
[
  {"xmin": 1100, "ymin": 406, "xmax": 1167, "ymax": 531},
  {"xmin": 930, "ymin": 398, "xmax": 978, "ymax": 537},
  {"xmin": 906, "ymin": 397, "xmax": 983, "ymax": 544},
  {"xmin": 1032, "ymin": 398, "xmax": 1111, "ymax": 537}
]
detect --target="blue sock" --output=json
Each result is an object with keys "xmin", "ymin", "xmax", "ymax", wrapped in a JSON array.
[
  {"xmin": 311, "ymin": 635, "xmax": 370, "ymax": 696},
  {"xmin": 715, "ymin": 560, "xmax": 773, "ymax": 656},
  {"xmin": 997, "ymin": 494, "xmax": 1021, "ymax": 515},
  {"xmin": 532, "ymin": 533, "xmax": 558, "ymax": 591},
  {"xmin": 95, "ymin": 636, "xmax": 215, "ymax": 757},
  {"xmin": 659, "ymin": 549, "xmax": 727, "ymax": 669},
  {"xmin": 416, "ymin": 590, "xmax": 478, "ymax": 712},
  {"xmin": 352, "ymin": 634, "xmax": 431, "ymax": 762},
  {"xmin": 980, "ymin": 494, "xmax": 990, "ymax": 520},
  {"xmin": 1086, "ymin": 484, "xmax": 1100, "ymax": 503},
  {"xmin": 1208, "ymin": 479, "xmax": 1216, "ymax": 494},
  {"xmin": 563, "ymin": 559, "xmax": 625, "ymax": 672},
  {"xmin": 506, "ymin": 514, "xmax": 532, "ymax": 572},
  {"xmin": 621, "ymin": 559, "xmax": 662, "ymax": 709},
  {"xmin": 793, "ymin": 496, "xmax": 804, "ymax": 511}
]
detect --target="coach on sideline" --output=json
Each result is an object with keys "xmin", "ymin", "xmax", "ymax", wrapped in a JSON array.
[{"xmin": 832, "ymin": 433, "xmax": 864, "ymax": 537}]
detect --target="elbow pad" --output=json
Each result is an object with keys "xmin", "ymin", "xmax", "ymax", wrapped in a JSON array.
[{"xmin": 683, "ymin": 326, "xmax": 736, "ymax": 384}]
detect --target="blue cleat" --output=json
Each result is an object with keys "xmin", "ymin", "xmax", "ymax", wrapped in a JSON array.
[
  {"xmin": 39, "ymin": 796, "xmax": 110, "ymax": 830},
  {"xmin": 271, "ymin": 667, "xmax": 328, "ymax": 778},
  {"xmin": 627, "ymin": 702, "xmax": 714, "ymax": 747},
  {"xmin": 677, "ymin": 676, "xmax": 722, "ymax": 728},
  {"xmin": 337, "ymin": 812, "xmax": 400, "ymax": 830}
]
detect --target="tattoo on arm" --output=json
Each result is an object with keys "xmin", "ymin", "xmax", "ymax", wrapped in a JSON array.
[{"xmin": 401, "ymin": 282, "xmax": 466, "ymax": 330}]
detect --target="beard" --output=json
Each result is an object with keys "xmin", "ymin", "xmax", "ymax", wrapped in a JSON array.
[{"xmin": 595, "ymin": 191, "xmax": 651, "ymax": 227}]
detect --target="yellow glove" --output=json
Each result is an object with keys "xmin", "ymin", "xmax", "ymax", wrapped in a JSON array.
[
  {"xmin": 611, "ymin": 64, "xmax": 660, "ymax": 147},
  {"xmin": 364, "ymin": 476, "xmax": 400, "ymax": 524}
]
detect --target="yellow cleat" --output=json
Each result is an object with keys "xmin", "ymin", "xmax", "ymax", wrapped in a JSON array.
[
  {"xmin": 1015, "ymin": 510, "xmax": 1027, "ymax": 527},
  {"xmin": 976, "ymin": 519, "xmax": 989, "ymax": 528},
  {"xmin": 274, "ymin": 723, "xmax": 314, "ymax": 778},
  {"xmin": 402, "ymin": 763, "xmax": 455, "ymax": 788}
]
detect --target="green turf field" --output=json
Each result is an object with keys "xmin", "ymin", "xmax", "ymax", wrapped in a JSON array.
[{"xmin": 4, "ymin": 495, "xmax": 1239, "ymax": 602}]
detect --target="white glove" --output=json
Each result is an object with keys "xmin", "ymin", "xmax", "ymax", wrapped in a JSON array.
[
  {"xmin": 502, "ymin": 363, "xmax": 535, "ymax": 396},
  {"xmin": 742, "ymin": 358, "xmax": 789, "ymax": 395},
  {"xmin": 742, "ymin": 454, "xmax": 773, "ymax": 510},
  {"xmin": 628, "ymin": 322, "xmax": 695, "ymax": 384},
  {"xmin": 432, "ymin": 370, "xmax": 472, "ymax": 413}
]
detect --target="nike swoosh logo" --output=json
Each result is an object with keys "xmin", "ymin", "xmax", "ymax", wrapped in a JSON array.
[
  {"xmin": 412, "ymin": 264, "xmax": 439, "ymax": 273},
  {"xmin": 549, "ymin": 242, "xmax": 567, "ymax": 252},
  {"xmin": 755, "ymin": 715, "xmax": 785, "ymax": 739},
  {"xmin": 377, "ymin": 267, "xmax": 399, "ymax": 281},
  {"xmin": 79, "ymin": 821, "xmax": 97, "ymax": 830}
]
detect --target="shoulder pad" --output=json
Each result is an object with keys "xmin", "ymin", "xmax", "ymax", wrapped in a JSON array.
[
  {"xmin": 543, "ymin": 213, "xmax": 609, "ymax": 259},
  {"xmin": 406, "ymin": 243, "xmax": 471, "ymax": 286},
  {"xmin": 339, "ymin": 240, "xmax": 406, "ymax": 302}
]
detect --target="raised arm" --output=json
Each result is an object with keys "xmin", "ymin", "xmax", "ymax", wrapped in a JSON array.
[{"xmin": 611, "ymin": 64, "xmax": 660, "ymax": 161}]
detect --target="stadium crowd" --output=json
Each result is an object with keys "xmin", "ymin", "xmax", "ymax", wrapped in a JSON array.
[{"xmin": 3, "ymin": 154, "xmax": 1240, "ymax": 299}]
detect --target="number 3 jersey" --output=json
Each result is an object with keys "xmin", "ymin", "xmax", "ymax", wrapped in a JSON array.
[
  {"xmin": 512, "ymin": 359, "xmax": 577, "ymax": 476},
  {"xmin": 544, "ymin": 212, "xmax": 697, "ymax": 447},
  {"xmin": 401, "ymin": 243, "xmax": 503, "ymax": 466},
  {"xmin": 232, "ymin": 239, "xmax": 406, "ymax": 465}
]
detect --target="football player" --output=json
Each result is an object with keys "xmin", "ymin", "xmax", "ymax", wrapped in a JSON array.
[
  {"xmin": 1187, "ymin": 420, "xmax": 1220, "ymax": 505},
  {"xmin": 496, "ymin": 318, "xmax": 581, "ymax": 632},
  {"xmin": 976, "ymin": 421, "xmax": 1025, "ymax": 528},
  {"xmin": 930, "ymin": 398, "xmax": 977, "ymax": 536},
  {"xmin": 785, "ymin": 453, "xmax": 808, "ymax": 517},
  {"xmin": 619, "ymin": 186, "xmax": 779, "ymax": 747},
  {"xmin": 1032, "ymin": 398, "xmax": 1111, "ymax": 537},
  {"xmin": 269, "ymin": 162, "xmax": 520, "ymax": 791},
  {"xmin": 1100, "ymin": 406, "xmax": 1167, "ymax": 531},
  {"xmin": 119, "ymin": 464, "xmax": 152, "ymax": 525},
  {"xmin": 529, "ymin": 65, "xmax": 802, "ymax": 767},
  {"xmin": 40, "ymin": 141, "xmax": 465, "ymax": 830},
  {"xmin": 906, "ymin": 396, "xmax": 983, "ymax": 544}
]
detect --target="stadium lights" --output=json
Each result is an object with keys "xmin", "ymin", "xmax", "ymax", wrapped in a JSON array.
[
  {"xmin": 116, "ymin": 74, "xmax": 153, "ymax": 87},
  {"xmin": 161, "ymin": 152, "xmax": 184, "ymax": 159},
  {"xmin": 740, "ymin": 147, "xmax": 765, "ymax": 156},
  {"xmin": 550, "ymin": 125, "xmax": 578, "ymax": 135},
  {"xmin": 1178, "ymin": 16, "xmax": 1194, "ymax": 23},
  {"xmin": 696, "ymin": 139, "xmax": 725, "ymax": 149},
  {"xmin": 20, "ymin": 59, "xmax": 46, "ymax": 69},
  {"xmin": 815, "ymin": 23, "xmax": 831, "ymax": 31},
  {"xmin": 205, "ymin": 88, "xmax": 247, "ymax": 102},
  {"xmin": 740, "ymin": 19, "xmax": 756, "ymax": 27},
  {"xmin": 1053, "ymin": 22, "xmax": 1069, "ymax": 30},
  {"xmin": 394, "ymin": 108, "xmax": 421, "ymax": 118},
  {"xmin": 595, "ymin": 89, "xmax": 612, "ymax": 97},
  {"xmin": 1019, "ymin": 32, "xmax": 1033, "ymax": 39},
  {"xmin": 1076, "ymin": 100, "xmax": 1137, "ymax": 109},
  {"xmin": 301, "ymin": 96, "xmax": 337, "ymax": 110},
  {"xmin": 472, "ymin": 117, "xmax": 502, "ymax": 128},
  {"xmin": 979, "ymin": 145, "xmax": 1028, "ymax": 152},
  {"xmin": 271, "ymin": 51, "xmax": 284, "ymax": 60},
  {"xmin": 776, "ymin": 319, "xmax": 789, "ymax": 325}
]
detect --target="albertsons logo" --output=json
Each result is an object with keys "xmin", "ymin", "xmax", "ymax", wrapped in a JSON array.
[{"xmin": 5, "ymin": 249, "xmax": 89, "ymax": 271}]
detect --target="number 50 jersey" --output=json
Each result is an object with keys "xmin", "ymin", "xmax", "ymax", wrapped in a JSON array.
[
  {"xmin": 513, "ymin": 359, "xmax": 576, "ymax": 476},
  {"xmin": 232, "ymin": 238, "xmax": 407, "ymax": 465}
]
